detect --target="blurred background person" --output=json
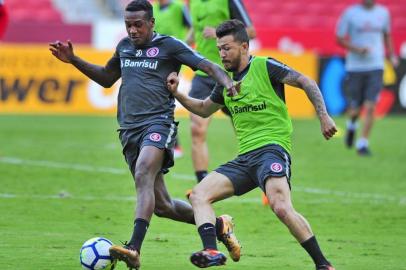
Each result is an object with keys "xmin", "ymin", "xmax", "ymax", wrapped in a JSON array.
[
  {"xmin": 152, "ymin": 0, "xmax": 192, "ymax": 44},
  {"xmin": 188, "ymin": 0, "xmax": 256, "ymax": 183},
  {"xmin": 153, "ymin": 0, "xmax": 194, "ymax": 158},
  {"xmin": 336, "ymin": 0, "xmax": 398, "ymax": 156}
]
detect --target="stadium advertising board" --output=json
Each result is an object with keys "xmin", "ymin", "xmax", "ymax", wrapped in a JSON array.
[
  {"xmin": 0, "ymin": 45, "xmax": 118, "ymax": 115},
  {"xmin": 0, "ymin": 45, "xmax": 317, "ymax": 117}
]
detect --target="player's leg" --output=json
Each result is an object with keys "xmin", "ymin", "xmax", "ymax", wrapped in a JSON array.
[
  {"xmin": 344, "ymin": 72, "xmax": 362, "ymax": 148},
  {"xmin": 153, "ymin": 172, "xmax": 196, "ymax": 223},
  {"xmin": 190, "ymin": 113, "xmax": 211, "ymax": 182},
  {"xmin": 110, "ymin": 145, "xmax": 164, "ymax": 269},
  {"xmin": 188, "ymin": 172, "xmax": 235, "ymax": 267},
  {"xmin": 264, "ymin": 176, "xmax": 334, "ymax": 270},
  {"xmin": 356, "ymin": 70, "xmax": 383, "ymax": 156},
  {"xmin": 188, "ymin": 75, "xmax": 216, "ymax": 183}
]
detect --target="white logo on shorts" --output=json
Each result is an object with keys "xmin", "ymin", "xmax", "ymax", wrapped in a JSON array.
[
  {"xmin": 149, "ymin": 133, "xmax": 162, "ymax": 142},
  {"xmin": 146, "ymin": 47, "xmax": 159, "ymax": 57},
  {"xmin": 270, "ymin": 162, "xmax": 283, "ymax": 173}
]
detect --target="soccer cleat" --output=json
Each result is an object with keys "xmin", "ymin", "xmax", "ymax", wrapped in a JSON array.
[
  {"xmin": 217, "ymin": 215, "xmax": 241, "ymax": 262},
  {"xmin": 345, "ymin": 128, "xmax": 355, "ymax": 148},
  {"xmin": 357, "ymin": 146, "xmax": 371, "ymax": 156},
  {"xmin": 317, "ymin": 264, "xmax": 335, "ymax": 270},
  {"xmin": 109, "ymin": 244, "xmax": 140, "ymax": 270},
  {"xmin": 190, "ymin": 249, "xmax": 227, "ymax": 268}
]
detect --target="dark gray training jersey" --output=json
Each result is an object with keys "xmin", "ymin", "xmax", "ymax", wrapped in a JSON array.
[{"xmin": 111, "ymin": 34, "xmax": 204, "ymax": 129}]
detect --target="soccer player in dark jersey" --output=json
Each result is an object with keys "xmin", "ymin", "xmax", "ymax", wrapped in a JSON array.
[
  {"xmin": 166, "ymin": 20, "xmax": 337, "ymax": 269},
  {"xmin": 49, "ymin": 1, "xmax": 240, "ymax": 269},
  {"xmin": 188, "ymin": 0, "xmax": 256, "ymax": 183}
]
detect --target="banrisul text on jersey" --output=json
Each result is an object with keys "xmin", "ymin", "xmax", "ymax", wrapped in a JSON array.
[{"xmin": 229, "ymin": 101, "xmax": 266, "ymax": 115}]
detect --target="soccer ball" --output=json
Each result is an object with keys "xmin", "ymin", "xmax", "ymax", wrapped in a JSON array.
[{"xmin": 80, "ymin": 237, "xmax": 117, "ymax": 270}]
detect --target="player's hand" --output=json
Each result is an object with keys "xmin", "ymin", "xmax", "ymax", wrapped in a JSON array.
[
  {"xmin": 49, "ymin": 40, "xmax": 75, "ymax": 63},
  {"xmin": 226, "ymin": 81, "xmax": 241, "ymax": 97},
  {"xmin": 203, "ymin": 27, "xmax": 216, "ymax": 39},
  {"xmin": 166, "ymin": 72, "xmax": 179, "ymax": 94},
  {"xmin": 319, "ymin": 114, "xmax": 337, "ymax": 140}
]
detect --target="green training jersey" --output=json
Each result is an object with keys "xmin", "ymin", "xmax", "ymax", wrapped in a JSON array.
[
  {"xmin": 153, "ymin": 1, "xmax": 189, "ymax": 40},
  {"xmin": 190, "ymin": 0, "xmax": 229, "ymax": 76},
  {"xmin": 222, "ymin": 56, "xmax": 293, "ymax": 154}
]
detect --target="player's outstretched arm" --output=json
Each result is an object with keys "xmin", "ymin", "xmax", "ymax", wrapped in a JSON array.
[
  {"xmin": 166, "ymin": 72, "xmax": 222, "ymax": 118},
  {"xmin": 281, "ymin": 69, "xmax": 337, "ymax": 140},
  {"xmin": 49, "ymin": 40, "xmax": 120, "ymax": 88},
  {"xmin": 196, "ymin": 59, "xmax": 238, "ymax": 96}
]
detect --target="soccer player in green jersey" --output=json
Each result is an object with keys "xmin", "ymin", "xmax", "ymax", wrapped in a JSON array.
[
  {"xmin": 166, "ymin": 20, "xmax": 337, "ymax": 269},
  {"xmin": 152, "ymin": 0, "xmax": 192, "ymax": 43}
]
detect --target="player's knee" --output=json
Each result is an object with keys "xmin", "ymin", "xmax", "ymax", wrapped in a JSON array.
[
  {"xmin": 134, "ymin": 167, "xmax": 154, "ymax": 188},
  {"xmin": 188, "ymin": 188, "xmax": 209, "ymax": 206},
  {"xmin": 191, "ymin": 124, "xmax": 206, "ymax": 140},
  {"xmin": 365, "ymin": 105, "xmax": 375, "ymax": 116},
  {"xmin": 270, "ymin": 200, "xmax": 290, "ymax": 221}
]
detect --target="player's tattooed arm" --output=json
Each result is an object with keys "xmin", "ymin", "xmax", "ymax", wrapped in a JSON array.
[
  {"xmin": 281, "ymin": 69, "xmax": 328, "ymax": 117},
  {"xmin": 197, "ymin": 59, "xmax": 238, "ymax": 96},
  {"xmin": 281, "ymin": 69, "xmax": 337, "ymax": 139},
  {"xmin": 49, "ymin": 40, "xmax": 120, "ymax": 87}
]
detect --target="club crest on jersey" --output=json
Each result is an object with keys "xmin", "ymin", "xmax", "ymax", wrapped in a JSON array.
[
  {"xmin": 136, "ymin": 49, "xmax": 142, "ymax": 57},
  {"xmin": 146, "ymin": 47, "xmax": 159, "ymax": 57},
  {"xmin": 270, "ymin": 162, "xmax": 283, "ymax": 173},
  {"xmin": 149, "ymin": 133, "xmax": 162, "ymax": 142}
]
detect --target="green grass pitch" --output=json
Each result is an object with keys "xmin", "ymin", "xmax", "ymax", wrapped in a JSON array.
[{"xmin": 0, "ymin": 114, "xmax": 405, "ymax": 269}]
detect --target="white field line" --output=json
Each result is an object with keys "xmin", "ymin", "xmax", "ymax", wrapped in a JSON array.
[{"xmin": 1, "ymin": 156, "xmax": 405, "ymax": 205}]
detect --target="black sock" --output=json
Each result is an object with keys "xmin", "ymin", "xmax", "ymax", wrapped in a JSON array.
[
  {"xmin": 128, "ymin": 218, "xmax": 149, "ymax": 253},
  {"xmin": 198, "ymin": 223, "xmax": 217, "ymax": 250},
  {"xmin": 301, "ymin": 236, "xmax": 330, "ymax": 267},
  {"xmin": 195, "ymin": 170, "xmax": 208, "ymax": 183}
]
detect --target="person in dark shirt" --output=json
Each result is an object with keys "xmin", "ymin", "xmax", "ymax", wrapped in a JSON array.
[{"xmin": 49, "ymin": 1, "xmax": 239, "ymax": 269}]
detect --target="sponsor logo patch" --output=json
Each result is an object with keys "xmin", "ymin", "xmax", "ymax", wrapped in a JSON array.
[
  {"xmin": 149, "ymin": 133, "xmax": 162, "ymax": 142},
  {"xmin": 146, "ymin": 47, "xmax": 159, "ymax": 57},
  {"xmin": 270, "ymin": 162, "xmax": 283, "ymax": 173},
  {"xmin": 136, "ymin": 49, "xmax": 142, "ymax": 57}
]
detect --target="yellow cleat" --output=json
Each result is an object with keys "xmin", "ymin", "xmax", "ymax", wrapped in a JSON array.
[
  {"xmin": 109, "ymin": 245, "xmax": 140, "ymax": 270},
  {"xmin": 217, "ymin": 215, "xmax": 241, "ymax": 262}
]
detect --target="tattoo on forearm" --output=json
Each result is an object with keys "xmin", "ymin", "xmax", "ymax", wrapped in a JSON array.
[
  {"xmin": 281, "ymin": 70, "xmax": 301, "ymax": 87},
  {"xmin": 302, "ymin": 77, "xmax": 327, "ymax": 116},
  {"xmin": 282, "ymin": 70, "xmax": 327, "ymax": 116}
]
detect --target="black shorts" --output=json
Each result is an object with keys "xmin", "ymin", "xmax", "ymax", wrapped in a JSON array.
[
  {"xmin": 189, "ymin": 74, "xmax": 231, "ymax": 116},
  {"xmin": 119, "ymin": 122, "xmax": 178, "ymax": 175},
  {"xmin": 344, "ymin": 69, "xmax": 383, "ymax": 108},
  {"xmin": 215, "ymin": 144, "xmax": 291, "ymax": 196}
]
